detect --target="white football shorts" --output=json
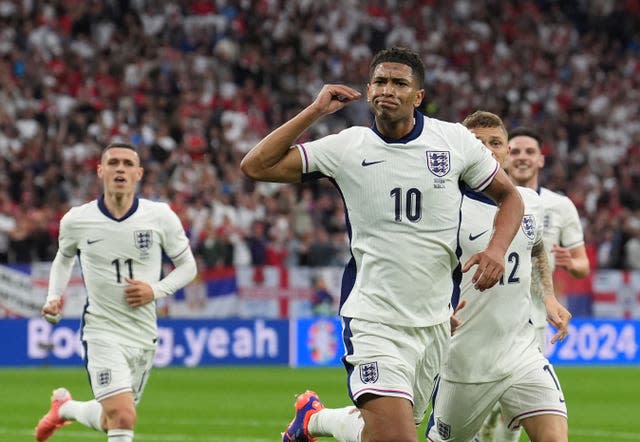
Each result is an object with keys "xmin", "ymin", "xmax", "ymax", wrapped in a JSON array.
[
  {"xmin": 428, "ymin": 354, "xmax": 567, "ymax": 441},
  {"xmin": 84, "ymin": 339, "xmax": 155, "ymax": 404},
  {"xmin": 342, "ymin": 317, "xmax": 450, "ymax": 424}
]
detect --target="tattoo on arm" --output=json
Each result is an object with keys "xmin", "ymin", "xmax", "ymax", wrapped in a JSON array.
[{"xmin": 532, "ymin": 241, "xmax": 554, "ymax": 298}]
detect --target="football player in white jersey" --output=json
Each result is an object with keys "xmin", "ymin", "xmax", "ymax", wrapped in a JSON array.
[
  {"xmin": 479, "ymin": 127, "xmax": 591, "ymax": 442},
  {"xmin": 241, "ymin": 47, "xmax": 524, "ymax": 442},
  {"xmin": 35, "ymin": 143, "xmax": 197, "ymax": 442},
  {"xmin": 427, "ymin": 111, "xmax": 572, "ymax": 442},
  {"xmin": 507, "ymin": 126, "xmax": 590, "ymax": 350}
]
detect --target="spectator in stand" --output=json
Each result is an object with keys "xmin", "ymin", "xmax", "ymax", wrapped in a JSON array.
[
  {"xmin": 246, "ymin": 220, "xmax": 268, "ymax": 266},
  {"xmin": 310, "ymin": 277, "xmax": 335, "ymax": 316}
]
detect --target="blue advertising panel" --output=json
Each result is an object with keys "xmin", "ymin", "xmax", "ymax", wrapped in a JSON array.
[
  {"xmin": 290, "ymin": 318, "xmax": 640, "ymax": 367},
  {"xmin": 0, "ymin": 318, "xmax": 289, "ymax": 367},
  {"xmin": 294, "ymin": 317, "xmax": 344, "ymax": 367},
  {"xmin": 546, "ymin": 319, "xmax": 640, "ymax": 365}
]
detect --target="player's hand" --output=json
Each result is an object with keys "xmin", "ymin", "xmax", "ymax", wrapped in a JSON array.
[
  {"xmin": 310, "ymin": 84, "xmax": 361, "ymax": 115},
  {"xmin": 461, "ymin": 247, "xmax": 505, "ymax": 291},
  {"xmin": 449, "ymin": 300, "xmax": 467, "ymax": 336},
  {"xmin": 42, "ymin": 299, "xmax": 62, "ymax": 324},
  {"xmin": 124, "ymin": 277, "xmax": 155, "ymax": 307},
  {"xmin": 544, "ymin": 295, "xmax": 572, "ymax": 343},
  {"xmin": 551, "ymin": 244, "xmax": 573, "ymax": 271}
]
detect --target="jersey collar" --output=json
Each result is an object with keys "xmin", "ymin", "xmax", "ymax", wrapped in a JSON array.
[
  {"xmin": 370, "ymin": 109, "xmax": 424, "ymax": 144},
  {"xmin": 98, "ymin": 194, "xmax": 140, "ymax": 221}
]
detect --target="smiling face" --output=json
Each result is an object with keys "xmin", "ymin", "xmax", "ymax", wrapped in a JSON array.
[
  {"xmin": 506, "ymin": 135, "xmax": 545, "ymax": 188},
  {"xmin": 97, "ymin": 147, "xmax": 143, "ymax": 196},
  {"xmin": 468, "ymin": 125, "xmax": 509, "ymax": 167},
  {"xmin": 366, "ymin": 62, "xmax": 424, "ymax": 127}
]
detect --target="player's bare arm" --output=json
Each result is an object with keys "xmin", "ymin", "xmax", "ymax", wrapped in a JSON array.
[
  {"xmin": 449, "ymin": 300, "xmax": 467, "ymax": 336},
  {"xmin": 462, "ymin": 168, "xmax": 524, "ymax": 291},
  {"xmin": 532, "ymin": 241, "xmax": 572, "ymax": 342},
  {"xmin": 240, "ymin": 84, "xmax": 361, "ymax": 183},
  {"xmin": 552, "ymin": 244, "xmax": 590, "ymax": 278}
]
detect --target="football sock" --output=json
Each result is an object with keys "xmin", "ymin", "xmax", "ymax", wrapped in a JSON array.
[
  {"xmin": 60, "ymin": 399, "xmax": 103, "ymax": 431},
  {"xmin": 107, "ymin": 428, "xmax": 134, "ymax": 441},
  {"xmin": 495, "ymin": 419, "xmax": 521, "ymax": 442},
  {"xmin": 478, "ymin": 402, "xmax": 501, "ymax": 442},
  {"xmin": 309, "ymin": 406, "xmax": 363, "ymax": 442}
]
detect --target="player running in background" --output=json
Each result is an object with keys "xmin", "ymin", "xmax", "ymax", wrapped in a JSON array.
[
  {"xmin": 426, "ymin": 111, "xmax": 571, "ymax": 442},
  {"xmin": 35, "ymin": 143, "xmax": 197, "ymax": 442},
  {"xmin": 480, "ymin": 127, "xmax": 591, "ymax": 442},
  {"xmin": 241, "ymin": 47, "xmax": 524, "ymax": 442}
]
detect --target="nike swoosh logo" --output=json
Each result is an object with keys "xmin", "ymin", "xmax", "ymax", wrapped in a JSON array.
[
  {"xmin": 559, "ymin": 397, "xmax": 565, "ymax": 403},
  {"xmin": 468, "ymin": 230, "xmax": 489, "ymax": 241},
  {"xmin": 361, "ymin": 159, "xmax": 385, "ymax": 167},
  {"xmin": 87, "ymin": 239, "xmax": 104, "ymax": 245}
]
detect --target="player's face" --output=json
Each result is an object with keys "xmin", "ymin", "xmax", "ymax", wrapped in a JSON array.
[
  {"xmin": 367, "ymin": 62, "xmax": 424, "ymax": 123},
  {"xmin": 506, "ymin": 135, "xmax": 544, "ymax": 185},
  {"xmin": 469, "ymin": 126, "xmax": 509, "ymax": 166},
  {"xmin": 97, "ymin": 147, "xmax": 143, "ymax": 194}
]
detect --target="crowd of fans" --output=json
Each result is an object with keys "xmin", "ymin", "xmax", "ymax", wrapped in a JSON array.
[{"xmin": 0, "ymin": 0, "xmax": 639, "ymax": 272}]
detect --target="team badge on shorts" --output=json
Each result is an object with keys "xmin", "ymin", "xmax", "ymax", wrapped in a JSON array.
[
  {"xmin": 134, "ymin": 230, "xmax": 153, "ymax": 251},
  {"xmin": 521, "ymin": 214, "xmax": 536, "ymax": 239},
  {"xmin": 359, "ymin": 362, "xmax": 379, "ymax": 383},
  {"xmin": 437, "ymin": 418, "xmax": 451, "ymax": 439},
  {"xmin": 96, "ymin": 368, "xmax": 112, "ymax": 387},
  {"xmin": 426, "ymin": 151, "xmax": 450, "ymax": 177}
]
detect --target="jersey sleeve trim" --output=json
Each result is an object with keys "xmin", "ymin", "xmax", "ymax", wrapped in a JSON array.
[
  {"xmin": 471, "ymin": 162, "xmax": 500, "ymax": 192},
  {"xmin": 168, "ymin": 244, "xmax": 191, "ymax": 260},
  {"xmin": 297, "ymin": 144, "xmax": 309, "ymax": 174},
  {"xmin": 562, "ymin": 239, "xmax": 585, "ymax": 249}
]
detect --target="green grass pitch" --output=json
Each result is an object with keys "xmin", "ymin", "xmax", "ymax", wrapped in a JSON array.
[{"xmin": 1, "ymin": 366, "xmax": 638, "ymax": 441}]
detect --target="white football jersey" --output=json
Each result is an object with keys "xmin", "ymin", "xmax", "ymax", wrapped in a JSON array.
[
  {"xmin": 529, "ymin": 186, "xmax": 585, "ymax": 326},
  {"xmin": 58, "ymin": 197, "xmax": 192, "ymax": 348},
  {"xmin": 441, "ymin": 186, "xmax": 544, "ymax": 383},
  {"xmin": 298, "ymin": 112, "xmax": 499, "ymax": 327}
]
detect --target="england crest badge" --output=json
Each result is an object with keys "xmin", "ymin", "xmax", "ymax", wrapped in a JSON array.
[
  {"xmin": 521, "ymin": 214, "xmax": 536, "ymax": 240},
  {"xmin": 426, "ymin": 151, "xmax": 450, "ymax": 177},
  {"xmin": 359, "ymin": 362, "xmax": 379, "ymax": 384},
  {"xmin": 96, "ymin": 368, "xmax": 112, "ymax": 387},
  {"xmin": 134, "ymin": 230, "xmax": 153, "ymax": 251}
]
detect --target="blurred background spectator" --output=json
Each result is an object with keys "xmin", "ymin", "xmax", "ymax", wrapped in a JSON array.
[{"xmin": 0, "ymin": 0, "xmax": 639, "ymax": 272}]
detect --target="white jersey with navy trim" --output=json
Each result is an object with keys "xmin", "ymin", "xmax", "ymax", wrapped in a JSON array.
[
  {"xmin": 57, "ymin": 196, "xmax": 191, "ymax": 349},
  {"xmin": 441, "ymin": 187, "xmax": 544, "ymax": 383},
  {"xmin": 297, "ymin": 112, "xmax": 500, "ymax": 327},
  {"xmin": 529, "ymin": 187, "xmax": 585, "ymax": 326}
]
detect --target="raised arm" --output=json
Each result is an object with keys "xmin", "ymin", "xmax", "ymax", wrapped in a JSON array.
[
  {"xmin": 240, "ymin": 84, "xmax": 361, "ymax": 183},
  {"xmin": 462, "ymin": 168, "xmax": 524, "ymax": 291}
]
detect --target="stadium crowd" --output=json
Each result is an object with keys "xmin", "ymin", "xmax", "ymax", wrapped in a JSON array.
[{"xmin": 0, "ymin": 0, "xmax": 639, "ymax": 272}]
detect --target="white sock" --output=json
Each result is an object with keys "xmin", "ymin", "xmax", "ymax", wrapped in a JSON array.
[
  {"xmin": 478, "ymin": 402, "xmax": 501, "ymax": 442},
  {"xmin": 60, "ymin": 399, "xmax": 103, "ymax": 431},
  {"xmin": 308, "ymin": 406, "xmax": 363, "ymax": 442},
  {"xmin": 107, "ymin": 428, "xmax": 134, "ymax": 441},
  {"xmin": 495, "ymin": 417, "xmax": 521, "ymax": 442}
]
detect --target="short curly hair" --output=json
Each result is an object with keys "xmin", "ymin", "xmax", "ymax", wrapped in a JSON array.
[{"xmin": 369, "ymin": 47, "xmax": 425, "ymax": 89}]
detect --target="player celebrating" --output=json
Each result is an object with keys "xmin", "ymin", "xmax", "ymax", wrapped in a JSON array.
[
  {"xmin": 241, "ymin": 48, "xmax": 524, "ymax": 442},
  {"xmin": 426, "ymin": 111, "xmax": 571, "ymax": 442},
  {"xmin": 480, "ymin": 126, "xmax": 591, "ymax": 442},
  {"xmin": 507, "ymin": 126, "xmax": 590, "ymax": 349},
  {"xmin": 35, "ymin": 142, "xmax": 197, "ymax": 442}
]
